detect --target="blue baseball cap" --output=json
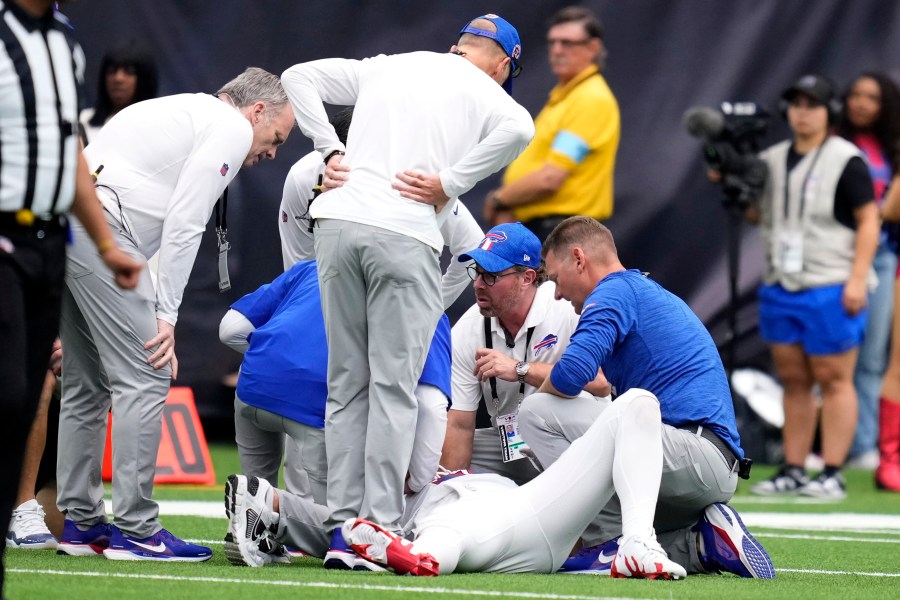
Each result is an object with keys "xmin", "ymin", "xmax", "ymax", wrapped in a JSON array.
[
  {"xmin": 459, "ymin": 13, "xmax": 522, "ymax": 95},
  {"xmin": 458, "ymin": 222, "xmax": 541, "ymax": 272}
]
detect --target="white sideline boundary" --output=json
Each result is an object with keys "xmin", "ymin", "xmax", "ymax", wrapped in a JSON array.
[
  {"xmin": 7, "ymin": 569, "xmax": 652, "ymax": 600},
  {"xmin": 145, "ymin": 499, "xmax": 900, "ymax": 533}
]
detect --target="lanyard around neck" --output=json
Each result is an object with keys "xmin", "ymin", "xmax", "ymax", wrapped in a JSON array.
[{"xmin": 483, "ymin": 317, "xmax": 536, "ymax": 410}]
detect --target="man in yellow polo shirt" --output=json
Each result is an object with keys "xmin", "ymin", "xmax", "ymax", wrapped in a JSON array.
[{"xmin": 484, "ymin": 6, "xmax": 620, "ymax": 241}]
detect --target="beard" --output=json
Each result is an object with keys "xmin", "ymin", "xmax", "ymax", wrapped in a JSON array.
[{"xmin": 476, "ymin": 285, "xmax": 520, "ymax": 320}]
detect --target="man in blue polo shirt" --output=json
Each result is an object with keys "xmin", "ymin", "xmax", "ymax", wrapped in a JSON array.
[
  {"xmin": 219, "ymin": 259, "xmax": 451, "ymax": 567},
  {"xmin": 521, "ymin": 216, "xmax": 774, "ymax": 579}
]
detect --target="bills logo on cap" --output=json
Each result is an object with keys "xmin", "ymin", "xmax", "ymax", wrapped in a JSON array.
[
  {"xmin": 220, "ymin": 163, "xmax": 229, "ymax": 176},
  {"xmin": 281, "ymin": 210, "xmax": 288, "ymax": 223},
  {"xmin": 511, "ymin": 44, "xmax": 521, "ymax": 60},
  {"xmin": 533, "ymin": 334, "xmax": 559, "ymax": 356},
  {"xmin": 484, "ymin": 13, "xmax": 499, "ymax": 18},
  {"xmin": 480, "ymin": 231, "xmax": 508, "ymax": 252}
]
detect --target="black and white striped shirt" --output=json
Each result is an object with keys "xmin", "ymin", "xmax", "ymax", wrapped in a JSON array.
[{"xmin": 0, "ymin": 0, "xmax": 84, "ymax": 216}]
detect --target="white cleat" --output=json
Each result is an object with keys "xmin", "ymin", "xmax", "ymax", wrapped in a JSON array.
[{"xmin": 611, "ymin": 533, "xmax": 686, "ymax": 580}]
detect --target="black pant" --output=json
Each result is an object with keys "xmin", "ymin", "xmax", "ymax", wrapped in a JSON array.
[{"xmin": 0, "ymin": 214, "xmax": 66, "ymax": 590}]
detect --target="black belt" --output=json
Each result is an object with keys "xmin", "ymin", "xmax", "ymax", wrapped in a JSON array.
[
  {"xmin": 679, "ymin": 424, "xmax": 738, "ymax": 471},
  {"xmin": 522, "ymin": 214, "xmax": 571, "ymax": 228},
  {"xmin": 0, "ymin": 211, "xmax": 66, "ymax": 230}
]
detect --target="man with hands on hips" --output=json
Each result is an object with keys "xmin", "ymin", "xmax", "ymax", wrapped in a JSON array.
[{"xmin": 281, "ymin": 13, "xmax": 534, "ymax": 568}]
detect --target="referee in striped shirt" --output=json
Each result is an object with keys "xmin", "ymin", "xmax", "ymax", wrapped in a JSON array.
[{"xmin": 0, "ymin": 0, "xmax": 141, "ymax": 590}]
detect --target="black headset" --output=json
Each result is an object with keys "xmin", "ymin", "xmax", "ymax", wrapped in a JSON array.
[{"xmin": 778, "ymin": 75, "xmax": 842, "ymax": 123}]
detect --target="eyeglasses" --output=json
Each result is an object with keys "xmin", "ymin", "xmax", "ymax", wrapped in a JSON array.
[
  {"xmin": 467, "ymin": 265, "xmax": 522, "ymax": 286},
  {"xmin": 547, "ymin": 38, "xmax": 593, "ymax": 49}
]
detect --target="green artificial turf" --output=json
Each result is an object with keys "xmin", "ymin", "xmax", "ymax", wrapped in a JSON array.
[{"xmin": 6, "ymin": 446, "xmax": 899, "ymax": 600}]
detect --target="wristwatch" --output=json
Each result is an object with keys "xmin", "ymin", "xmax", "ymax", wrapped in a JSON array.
[{"xmin": 515, "ymin": 361, "xmax": 530, "ymax": 384}]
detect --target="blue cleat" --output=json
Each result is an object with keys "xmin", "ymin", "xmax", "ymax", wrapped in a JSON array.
[
  {"xmin": 56, "ymin": 519, "xmax": 115, "ymax": 556},
  {"xmin": 696, "ymin": 503, "xmax": 775, "ymax": 578},
  {"xmin": 103, "ymin": 527, "xmax": 212, "ymax": 562},
  {"xmin": 324, "ymin": 528, "xmax": 356, "ymax": 569},
  {"xmin": 557, "ymin": 537, "xmax": 620, "ymax": 574}
]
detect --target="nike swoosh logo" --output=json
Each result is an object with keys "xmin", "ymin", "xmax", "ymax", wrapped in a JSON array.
[
  {"xmin": 130, "ymin": 540, "xmax": 167, "ymax": 552},
  {"xmin": 453, "ymin": 202, "xmax": 459, "ymax": 215},
  {"xmin": 597, "ymin": 551, "xmax": 617, "ymax": 566}
]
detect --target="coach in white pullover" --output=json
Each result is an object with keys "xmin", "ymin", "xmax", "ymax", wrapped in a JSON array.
[
  {"xmin": 281, "ymin": 14, "xmax": 534, "ymax": 567},
  {"xmin": 57, "ymin": 68, "xmax": 295, "ymax": 561}
]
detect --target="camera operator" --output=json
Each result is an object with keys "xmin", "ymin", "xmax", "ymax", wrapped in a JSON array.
[
  {"xmin": 684, "ymin": 102, "xmax": 769, "ymax": 210},
  {"xmin": 729, "ymin": 75, "xmax": 879, "ymax": 500}
]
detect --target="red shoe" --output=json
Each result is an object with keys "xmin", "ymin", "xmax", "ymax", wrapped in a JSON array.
[
  {"xmin": 341, "ymin": 518, "xmax": 439, "ymax": 576},
  {"xmin": 876, "ymin": 398, "xmax": 900, "ymax": 492},
  {"xmin": 876, "ymin": 461, "xmax": 900, "ymax": 491}
]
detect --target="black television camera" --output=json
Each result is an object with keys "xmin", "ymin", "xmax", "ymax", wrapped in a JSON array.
[{"xmin": 683, "ymin": 102, "xmax": 770, "ymax": 210}]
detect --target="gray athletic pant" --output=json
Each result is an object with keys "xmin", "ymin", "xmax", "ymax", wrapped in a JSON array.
[
  {"xmin": 57, "ymin": 213, "xmax": 167, "ymax": 537},
  {"xmin": 518, "ymin": 391, "xmax": 738, "ymax": 574},
  {"xmin": 314, "ymin": 219, "xmax": 442, "ymax": 533},
  {"xmin": 234, "ymin": 395, "xmax": 327, "ymax": 503},
  {"xmin": 469, "ymin": 392, "xmax": 608, "ymax": 485},
  {"xmin": 470, "ymin": 428, "xmax": 541, "ymax": 485}
]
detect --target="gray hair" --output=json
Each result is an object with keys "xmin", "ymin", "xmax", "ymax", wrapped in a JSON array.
[{"xmin": 217, "ymin": 67, "xmax": 289, "ymax": 113}]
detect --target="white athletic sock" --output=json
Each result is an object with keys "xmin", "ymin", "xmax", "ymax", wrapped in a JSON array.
[{"xmin": 612, "ymin": 392, "xmax": 663, "ymax": 540}]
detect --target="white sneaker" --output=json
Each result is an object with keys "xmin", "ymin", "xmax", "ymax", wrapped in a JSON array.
[
  {"xmin": 611, "ymin": 533, "xmax": 686, "ymax": 580},
  {"xmin": 223, "ymin": 474, "xmax": 279, "ymax": 567},
  {"xmin": 845, "ymin": 450, "xmax": 879, "ymax": 471},
  {"xmin": 257, "ymin": 535, "xmax": 291, "ymax": 564},
  {"xmin": 751, "ymin": 466, "xmax": 809, "ymax": 496},
  {"xmin": 6, "ymin": 499, "xmax": 57, "ymax": 550},
  {"xmin": 798, "ymin": 471, "xmax": 847, "ymax": 500}
]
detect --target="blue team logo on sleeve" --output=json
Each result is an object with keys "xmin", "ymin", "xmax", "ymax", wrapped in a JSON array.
[{"xmin": 532, "ymin": 334, "xmax": 559, "ymax": 356}]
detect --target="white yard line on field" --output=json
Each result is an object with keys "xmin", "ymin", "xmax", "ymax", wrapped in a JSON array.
[
  {"xmin": 143, "ymin": 499, "xmax": 900, "ymax": 534},
  {"xmin": 8, "ymin": 569, "xmax": 652, "ymax": 600},
  {"xmin": 754, "ymin": 532, "xmax": 900, "ymax": 543},
  {"xmin": 778, "ymin": 568, "xmax": 900, "ymax": 577},
  {"xmin": 739, "ymin": 512, "xmax": 900, "ymax": 533},
  {"xmin": 148, "ymin": 500, "xmax": 900, "ymax": 534}
]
